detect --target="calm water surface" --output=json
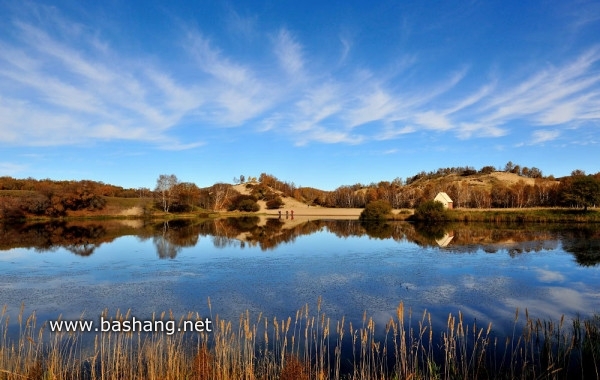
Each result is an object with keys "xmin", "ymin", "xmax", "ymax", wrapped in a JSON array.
[{"xmin": 1, "ymin": 218, "xmax": 599, "ymax": 337}]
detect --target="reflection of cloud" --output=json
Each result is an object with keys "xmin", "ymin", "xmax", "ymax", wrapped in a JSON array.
[
  {"xmin": 535, "ymin": 268, "xmax": 565, "ymax": 283},
  {"xmin": 423, "ymin": 284, "xmax": 457, "ymax": 304},
  {"xmin": 297, "ymin": 272, "xmax": 362, "ymax": 287},
  {"xmin": 504, "ymin": 287, "xmax": 588, "ymax": 320},
  {"xmin": 0, "ymin": 251, "xmax": 24, "ymax": 260}
]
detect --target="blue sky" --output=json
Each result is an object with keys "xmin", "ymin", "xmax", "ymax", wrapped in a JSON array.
[{"xmin": 1, "ymin": 0, "xmax": 599, "ymax": 190}]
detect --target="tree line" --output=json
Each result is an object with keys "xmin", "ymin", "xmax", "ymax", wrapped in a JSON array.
[
  {"xmin": 150, "ymin": 165, "xmax": 599, "ymax": 213},
  {"xmin": 0, "ymin": 177, "xmax": 137, "ymax": 218},
  {"xmin": 1, "ymin": 162, "xmax": 599, "ymax": 219},
  {"xmin": 319, "ymin": 168, "xmax": 599, "ymax": 210}
]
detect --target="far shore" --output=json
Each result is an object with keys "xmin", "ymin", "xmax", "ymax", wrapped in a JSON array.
[{"xmin": 4, "ymin": 205, "xmax": 600, "ymax": 225}]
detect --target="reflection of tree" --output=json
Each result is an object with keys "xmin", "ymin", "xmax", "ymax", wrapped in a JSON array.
[
  {"xmin": 151, "ymin": 220, "xmax": 200, "ymax": 259},
  {"xmin": 0, "ymin": 222, "xmax": 106, "ymax": 256},
  {"xmin": 65, "ymin": 242, "xmax": 99, "ymax": 256},
  {"xmin": 360, "ymin": 221, "xmax": 394, "ymax": 239},
  {"xmin": 413, "ymin": 223, "xmax": 448, "ymax": 241},
  {"xmin": 153, "ymin": 234, "xmax": 181, "ymax": 259},
  {"xmin": 156, "ymin": 219, "xmax": 200, "ymax": 247},
  {"xmin": 3, "ymin": 219, "xmax": 600, "ymax": 265},
  {"xmin": 560, "ymin": 228, "xmax": 600, "ymax": 267}
]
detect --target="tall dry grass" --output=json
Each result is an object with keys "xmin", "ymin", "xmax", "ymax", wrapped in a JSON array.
[{"xmin": 1, "ymin": 299, "xmax": 599, "ymax": 380}]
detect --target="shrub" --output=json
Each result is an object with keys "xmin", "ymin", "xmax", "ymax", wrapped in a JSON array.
[
  {"xmin": 359, "ymin": 200, "xmax": 392, "ymax": 221},
  {"xmin": 250, "ymin": 183, "xmax": 272, "ymax": 199},
  {"xmin": 237, "ymin": 199, "xmax": 260, "ymax": 212},
  {"xmin": 266, "ymin": 197, "xmax": 284, "ymax": 209},
  {"xmin": 413, "ymin": 200, "xmax": 448, "ymax": 223},
  {"xmin": 479, "ymin": 165, "xmax": 495, "ymax": 174},
  {"xmin": 228, "ymin": 194, "xmax": 260, "ymax": 212}
]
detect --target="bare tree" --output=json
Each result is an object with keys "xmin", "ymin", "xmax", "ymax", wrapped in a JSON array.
[
  {"xmin": 211, "ymin": 183, "xmax": 233, "ymax": 210},
  {"xmin": 155, "ymin": 174, "xmax": 179, "ymax": 212}
]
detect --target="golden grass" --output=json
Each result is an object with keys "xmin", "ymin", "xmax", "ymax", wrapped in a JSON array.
[
  {"xmin": 447, "ymin": 208, "xmax": 600, "ymax": 223},
  {"xmin": 1, "ymin": 300, "xmax": 598, "ymax": 380}
]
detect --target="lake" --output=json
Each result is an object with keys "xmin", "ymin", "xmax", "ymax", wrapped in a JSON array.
[{"xmin": 1, "ymin": 217, "xmax": 598, "ymax": 342}]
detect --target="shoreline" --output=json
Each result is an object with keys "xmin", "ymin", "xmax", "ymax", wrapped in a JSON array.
[{"xmin": 2, "ymin": 206, "xmax": 600, "ymax": 224}]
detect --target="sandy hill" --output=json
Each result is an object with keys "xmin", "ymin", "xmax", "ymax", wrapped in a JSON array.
[
  {"xmin": 231, "ymin": 171, "xmax": 558, "ymax": 216},
  {"xmin": 406, "ymin": 171, "xmax": 551, "ymax": 191},
  {"xmin": 231, "ymin": 183, "xmax": 364, "ymax": 217}
]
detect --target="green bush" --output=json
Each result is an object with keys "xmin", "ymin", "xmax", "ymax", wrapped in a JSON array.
[
  {"xmin": 359, "ymin": 200, "xmax": 392, "ymax": 221},
  {"xmin": 413, "ymin": 200, "xmax": 448, "ymax": 223}
]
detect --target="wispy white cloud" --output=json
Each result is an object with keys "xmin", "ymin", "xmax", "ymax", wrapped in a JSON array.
[
  {"xmin": 414, "ymin": 111, "xmax": 453, "ymax": 131},
  {"xmin": 159, "ymin": 141, "xmax": 206, "ymax": 151},
  {"xmin": 531, "ymin": 130, "xmax": 560, "ymax": 144},
  {"xmin": 225, "ymin": 7, "xmax": 258, "ymax": 40},
  {"xmin": 0, "ymin": 15, "xmax": 205, "ymax": 147},
  {"xmin": 185, "ymin": 31, "xmax": 277, "ymax": 125},
  {"xmin": 480, "ymin": 47, "xmax": 600, "ymax": 126},
  {"xmin": 273, "ymin": 28, "xmax": 304, "ymax": 77},
  {"xmin": 1, "ymin": 3, "xmax": 599, "ymax": 152},
  {"xmin": 457, "ymin": 123, "xmax": 507, "ymax": 139},
  {"xmin": 339, "ymin": 36, "xmax": 351, "ymax": 64},
  {"xmin": 347, "ymin": 89, "xmax": 399, "ymax": 128},
  {"xmin": 294, "ymin": 127, "xmax": 365, "ymax": 146},
  {"xmin": 375, "ymin": 125, "xmax": 416, "ymax": 140}
]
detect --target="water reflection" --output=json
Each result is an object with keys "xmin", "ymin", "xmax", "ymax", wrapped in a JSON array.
[
  {"xmin": 435, "ymin": 231, "xmax": 454, "ymax": 247},
  {"xmin": 1, "ymin": 217, "xmax": 599, "ymax": 352},
  {"xmin": 153, "ymin": 220, "xmax": 200, "ymax": 259},
  {"xmin": 561, "ymin": 227, "xmax": 600, "ymax": 267},
  {"xmin": 1, "ymin": 218, "xmax": 600, "ymax": 266},
  {"xmin": 0, "ymin": 221, "xmax": 107, "ymax": 255}
]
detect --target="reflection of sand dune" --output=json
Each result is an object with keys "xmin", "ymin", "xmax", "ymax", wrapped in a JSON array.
[
  {"xmin": 118, "ymin": 219, "xmax": 144, "ymax": 228},
  {"xmin": 119, "ymin": 206, "xmax": 143, "ymax": 216},
  {"xmin": 436, "ymin": 231, "xmax": 454, "ymax": 247}
]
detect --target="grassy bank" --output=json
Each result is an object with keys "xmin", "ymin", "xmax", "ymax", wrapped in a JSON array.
[
  {"xmin": 441, "ymin": 208, "xmax": 600, "ymax": 223},
  {"xmin": 1, "ymin": 301, "xmax": 598, "ymax": 380}
]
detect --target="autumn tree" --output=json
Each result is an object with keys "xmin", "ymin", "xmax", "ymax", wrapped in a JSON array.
[
  {"xmin": 479, "ymin": 166, "xmax": 495, "ymax": 174},
  {"xmin": 528, "ymin": 167, "xmax": 543, "ymax": 178},
  {"xmin": 172, "ymin": 182, "xmax": 200, "ymax": 212},
  {"xmin": 210, "ymin": 183, "xmax": 236, "ymax": 210}
]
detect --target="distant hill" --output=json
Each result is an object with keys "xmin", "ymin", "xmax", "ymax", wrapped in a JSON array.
[{"xmin": 409, "ymin": 171, "xmax": 538, "ymax": 188}]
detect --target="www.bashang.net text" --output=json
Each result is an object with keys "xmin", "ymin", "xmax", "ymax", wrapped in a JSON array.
[{"xmin": 48, "ymin": 316, "xmax": 212, "ymax": 336}]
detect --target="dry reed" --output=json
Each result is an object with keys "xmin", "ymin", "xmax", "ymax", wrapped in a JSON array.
[{"xmin": 1, "ymin": 301, "xmax": 598, "ymax": 380}]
